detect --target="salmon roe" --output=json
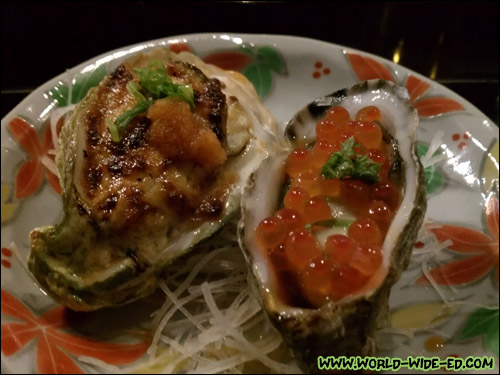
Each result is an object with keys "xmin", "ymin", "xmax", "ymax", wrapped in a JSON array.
[{"xmin": 255, "ymin": 105, "xmax": 402, "ymax": 308}]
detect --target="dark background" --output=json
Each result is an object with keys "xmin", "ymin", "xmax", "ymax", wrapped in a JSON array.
[{"xmin": 1, "ymin": 1, "xmax": 499, "ymax": 124}]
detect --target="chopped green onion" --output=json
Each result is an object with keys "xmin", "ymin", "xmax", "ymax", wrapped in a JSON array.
[
  {"xmin": 136, "ymin": 60, "xmax": 171, "ymax": 98},
  {"xmin": 106, "ymin": 59, "xmax": 195, "ymax": 142},
  {"xmin": 126, "ymin": 81, "xmax": 147, "ymax": 103},
  {"xmin": 172, "ymin": 84, "xmax": 195, "ymax": 109},
  {"xmin": 105, "ymin": 118, "xmax": 120, "ymax": 143},
  {"xmin": 114, "ymin": 100, "xmax": 153, "ymax": 135},
  {"xmin": 321, "ymin": 136, "xmax": 381, "ymax": 183}
]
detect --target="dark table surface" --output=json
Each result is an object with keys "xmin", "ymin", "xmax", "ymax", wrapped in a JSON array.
[{"xmin": 1, "ymin": 1, "xmax": 498, "ymax": 125}]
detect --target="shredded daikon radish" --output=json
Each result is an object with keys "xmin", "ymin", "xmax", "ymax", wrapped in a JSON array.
[
  {"xmin": 424, "ymin": 221, "xmax": 444, "ymax": 230},
  {"xmin": 161, "ymin": 282, "xmax": 207, "ymax": 332},
  {"xmin": 201, "ymin": 282, "xmax": 298, "ymax": 374},
  {"xmin": 41, "ymin": 98, "xmax": 75, "ymax": 181},
  {"xmin": 421, "ymin": 154, "xmax": 447, "ymax": 169},
  {"xmin": 8, "ymin": 242, "xmax": 27, "ymax": 270},
  {"xmin": 420, "ymin": 238, "xmax": 455, "ymax": 304},
  {"xmin": 44, "ymin": 69, "xmax": 75, "ymax": 171},
  {"xmin": 39, "ymin": 154, "xmax": 58, "ymax": 176},
  {"xmin": 187, "ymin": 274, "xmax": 246, "ymax": 295},
  {"xmin": 375, "ymin": 327, "xmax": 414, "ymax": 351},
  {"xmin": 148, "ymin": 290, "xmax": 204, "ymax": 357},
  {"xmin": 421, "ymin": 130, "xmax": 447, "ymax": 169},
  {"xmin": 377, "ymin": 326, "xmax": 414, "ymax": 340},
  {"xmin": 423, "ymin": 328, "xmax": 453, "ymax": 339},
  {"xmin": 132, "ymin": 216, "xmax": 298, "ymax": 374},
  {"xmin": 149, "ymin": 245, "xmax": 233, "ymax": 348},
  {"xmin": 8, "ymin": 242, "xmax": 41, "ymax": 289},
  {"xmin": 48, "ymin": 100, "xmax": 74, "ymax": 158},
  {"xmin": 76, "ymin": 356, "xmax": 122, "ymax": 374},
  {"xmin": 76, "ymin": 216, "xmax": 296, "ymax": 374},
  {"xmin": 188, "ymin": 335, "xmax": 286, "ymax": 374},
  {"xmin": 416, "ymin": 238, "xmax": 453, "ymax": 258}
]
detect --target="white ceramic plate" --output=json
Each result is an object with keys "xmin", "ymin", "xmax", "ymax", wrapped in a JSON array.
[{"xmin": 1, "ymin": 33, "xmax": 498, "ymax": 374}]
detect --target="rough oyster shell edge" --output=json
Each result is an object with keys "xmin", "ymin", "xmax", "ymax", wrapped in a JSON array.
[{"xmin": 238, "ymin": 79, "xmax": 427, "ymax": 372}]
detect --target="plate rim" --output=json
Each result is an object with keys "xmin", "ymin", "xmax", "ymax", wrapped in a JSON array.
[
  {"xmin": 1, "ymin": 32, "xmax": 498, "ymax": 374},
  {"xmin": 1, "ymin": 32, "xmax": 498, "ymax": 129}
]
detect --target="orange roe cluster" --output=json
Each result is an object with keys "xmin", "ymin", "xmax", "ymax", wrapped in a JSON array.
[{"xmin": 255, "ymin": 105, "xmax": 402, "ymax": 307}]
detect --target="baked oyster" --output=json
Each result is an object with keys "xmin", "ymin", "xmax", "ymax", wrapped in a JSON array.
[
  {"xmin": 239, "ymin": 80, "xmax": 426, "ymax": 372},
  {"xmin": 28, "ymin": 48, "xmax": 278, "ymax": 311}
]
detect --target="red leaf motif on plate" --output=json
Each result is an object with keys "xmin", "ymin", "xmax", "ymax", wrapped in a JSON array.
[
  {"xmin": 15, "ymin": 159, "xmax": 45, "ymax": 199},
  {"xmin": 419, "ymin": 197, "xmax": 499, "ymax": 285},
  {"xmin": 37, "ymin": 305, "xmax": 67, "ymax": 328},
  {"xmin": 41, "ymin": 118, "xmax": 63, "ymax": 195},
  {"xmin": 486, "ymin": 195, "xmax": 499, "ymax": 242},
  {"xmin": 37, "ymin": 334, "xmax": 84, "ymax": 374},
  {"xmin": 416, "ymin": 252, "xmax": 496, "ymax": 285},
  {"xmin": 50, "ymin": 330, "xmax": 149, "ymax": 365},
  {"xmin": 346, "ymin": 52, "xmax": 395, "ymax": 82},
  {"xmin": 486, "ymin": 195, "xmax": 499, "ymax": 280},
  {"xmin": 1, "ymin": 323, "xmax": 39, "ymax": 355},
  {"xmin": 40, "ymin": 117, "xmax": 63, "ymax": 156},
  {"xmin": 46, "ymin": 171, "xmax": 63, "ymax": 195},
  {"xmin": 8, "ymin": 117, "xmax": 41, "ymax": 157},
  {"xmin": 1, "ymin": 290, "xmax": 148, "ymax": 373},
  {"xmin": 168, "ymin": 42, "xmax": 191, "ymax": 53},
  {"xmin": 429, "ymin": 225, "xmax": 496, "ymax": 254},
  {"xmin": 1, "ymin": 289, "xmax": 38, "ymax": 323},
  {"xmin": 405, "ymin": 75, "xmax": 430, "ymax": 103},
  {"xmin": 8, "ymin": 117, "xmax": 61, "ymax": 198},
  {"xmin": 346, "ymin": 55, "xmax": 465, "ymax": 119},
  {"xmin": 413, "ymin": 97, "xmax": 464, "ymax": 117},
  {"xmin": 203, "ymin": 52, "xmax": 252, "ymax": 71}
]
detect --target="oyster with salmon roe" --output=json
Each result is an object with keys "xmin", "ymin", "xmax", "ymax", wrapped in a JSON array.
[
  {"xmin": 28, "ymin": 48, "xmax": 278, "ymax": 311},
  {"xmin": 239, "ymin": 80, "xmax": 426, "ymax": 372}
]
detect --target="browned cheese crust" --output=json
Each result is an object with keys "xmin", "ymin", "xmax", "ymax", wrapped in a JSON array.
[{"xmin": 78, "ymin": 61, "xmax": 235, "ymax": 235}]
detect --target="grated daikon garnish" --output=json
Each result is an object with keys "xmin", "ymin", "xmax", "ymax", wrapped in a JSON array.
[
  {"xmin": 48, "ymin": 103, "xmax": 74, "ymax": 156},
  {"xmin": 421, "ymin": 130, "xmax": 447, "ymax": 169},
  {"xmin": 76, "ymin": 356, "xmax": 122, "ymax": 374},
  {"xmin": 39, "ymin": 154, "xmax": 58, "ymax": 176},
  {"xmin": 420, "ymin": 239, "xmax": 454, "ymax": 304},
  {"xmin": 135, "ymin": 218, "xmax": 300, "ymax": 374},
  {"xmin": 200, "ymin": 282, "xmax": 299, "ymax": 374}
]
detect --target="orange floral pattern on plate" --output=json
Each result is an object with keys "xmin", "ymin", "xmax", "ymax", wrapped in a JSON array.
[
  {"xmin": 1, "ymin": 290, "xmax": 148, "ymax": 374},
  {"xmin": 167, "ymin": 42, "xmax": 192, "ymax": 54},
  {"xmin": 346, "ymin": 53, "xmax": 465, "ymax": 118},
  {"xmin": 203, "ymin": 51, "xmax": 252, "ymax": 71},
  {"xmin": 417, "ymin": 195, "xmax": 499, "ymax": 285},
  {"xmin": 8, "ymin": 118, "xmax": 62, "ymax": 199}
]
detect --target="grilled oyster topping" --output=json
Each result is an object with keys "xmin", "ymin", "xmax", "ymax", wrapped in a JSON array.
[
  {"xmin": 239, "ymin": 80, "xmax": 426, "ymax": 372},
  {"xmin": 28, "ymin": 48, "xmax": 278, "ymax": 311}
]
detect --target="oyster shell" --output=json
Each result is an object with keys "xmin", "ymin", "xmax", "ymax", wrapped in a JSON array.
[
  {"xmin": 239, "ymin": 80, "xmax": 426, "ymax": 372},
  {"xmin": 28, "ymin": 48, "xmax": 278, "ymax": 311}
]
